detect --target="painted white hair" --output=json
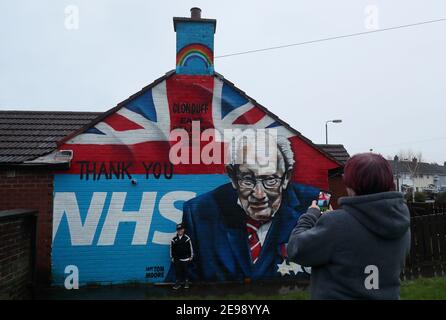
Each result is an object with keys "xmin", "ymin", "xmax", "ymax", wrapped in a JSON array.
[
  {"xmin": 226, "ymin": 131, "xmax": 295, "ymax": 170},
  {"xmin": 276, "ymin": 135, "xmax": 295, "ymax": 170}
]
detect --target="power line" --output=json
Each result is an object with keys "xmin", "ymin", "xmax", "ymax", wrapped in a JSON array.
[
  {"xmin": 371, "ymin": 137, "xmax": 446, "ymax": 149},
  {"xmin": 215, "ymin": 17, "xmax": 446, "ymax": 59}
]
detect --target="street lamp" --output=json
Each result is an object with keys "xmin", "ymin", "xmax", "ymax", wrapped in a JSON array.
[{"xmin": 325, "ymin": 119, "xmax": 342, "ymax": 144}]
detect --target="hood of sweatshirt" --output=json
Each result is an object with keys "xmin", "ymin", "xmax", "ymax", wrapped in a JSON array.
[{"xmin": 338, "ymin": 192, "xmax": 410, "ymax": 239}]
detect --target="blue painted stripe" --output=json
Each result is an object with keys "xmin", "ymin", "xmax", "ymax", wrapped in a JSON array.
[
  {"xmin": 266, "ymin": 121, "xmax": 281, "ymax": 128},
  {"xmin": 126, "ymin": 89, "xmax": 157, "ymax": 122},
  {"xmin": 85, "ymin": 127, "xmax": 106, "ymax": 135},
  {"xmin": 221, "ymin": 83, "xmax": 249, "ymax": 119}
]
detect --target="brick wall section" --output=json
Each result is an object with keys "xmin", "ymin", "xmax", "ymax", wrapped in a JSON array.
[
  {"xmin": 0, "ymin": 170, "xmax": 53, "ymax": 285},
  {"xmin": 0, "ymin": 209, "xmax": 37, "ymax": 299}
]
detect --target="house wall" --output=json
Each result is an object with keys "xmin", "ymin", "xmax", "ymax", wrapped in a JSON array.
[
  {"xmin": 0, "ymin": 210, "xmax": 37, "ymax": 299},
  {"xmin": 414, "ymin": 175, "xmax": 435, "ymax": 191},
  {"xmin": 51, "ymin": 74, "xmax": 341, "ymax": 286},
  {"xmin": 437, "ymin": 175, "xmax": 446, "ymax": 188},
  {"xmin": 396, "ymin": 173, "xmax": 436, "ymax": 192},
  {"xmin": 0, "ymin": 170, "xmax": 53, "ymax": 286}
]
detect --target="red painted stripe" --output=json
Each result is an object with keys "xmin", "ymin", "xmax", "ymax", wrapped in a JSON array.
[
  {"xmin": 166, "ymin": 74, "xmax": 215, "ymax": 133},
  {"xmin": 102, "ymin": 113, "xmax": 144, "ymax": 131},
  {"xmin": 281, "ymin": 244, "xmax": 287, "ymax": 259},
  {"xmin": 289, "ymin": 136, "xmax": 339, "ymax": 190},
  {"xmin": 58, "ymin": 135, "xmax": 340, "ymax": 190},
  {"xmin": 57, "ymin": 142, "xmax": 226, "ymax": 175},
  {"xmin": 233, "ymin": 106, "xmax": 265, "ymax": 125}
]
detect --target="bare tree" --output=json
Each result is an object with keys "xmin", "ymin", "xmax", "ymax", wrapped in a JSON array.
[
  {"xmin": 397, "ymin": 149, "xmax": 423, "ymax": 163},
  {"xmin": 396, "ymin": 149, "xmax": 423, "ymax": 199}
]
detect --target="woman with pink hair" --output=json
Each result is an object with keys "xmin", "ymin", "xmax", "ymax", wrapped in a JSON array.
[{"xmin": 287, "ymin": 153, "xmax": 411, "ymax": 300}]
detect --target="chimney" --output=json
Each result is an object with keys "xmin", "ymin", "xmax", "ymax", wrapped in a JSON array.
[
  {"xmin": 190, "ymin": 7, "xmax": 201, "ymax": 19},
  {"xmin": 173, "ymin": 8, "xmax": 216, "ymax": 75}
]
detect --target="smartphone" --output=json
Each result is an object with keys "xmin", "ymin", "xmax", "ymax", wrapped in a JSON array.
[{"xmin": 317, "ymin": 191, "xmax": 332, "ymax": 212}]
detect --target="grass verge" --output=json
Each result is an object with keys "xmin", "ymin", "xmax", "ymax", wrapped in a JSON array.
[{"xmin": 164, "ymin": 276, "xmax": 446, "ymax": 300}]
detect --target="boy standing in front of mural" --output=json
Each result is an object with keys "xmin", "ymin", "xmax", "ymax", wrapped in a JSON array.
[{"xmin": 170, "ymin": 223, "xmax": 194, "ymax": 290}]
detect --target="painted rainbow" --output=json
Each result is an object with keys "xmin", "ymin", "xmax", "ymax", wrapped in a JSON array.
[{"xmin": 176, "ymin": 43, "xmax": 214, "ymax": 68}]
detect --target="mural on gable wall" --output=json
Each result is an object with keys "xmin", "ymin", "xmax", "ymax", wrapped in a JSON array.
[{"xmin": 51, "ymin": 11, "xmax": 341, "ymax": 286}]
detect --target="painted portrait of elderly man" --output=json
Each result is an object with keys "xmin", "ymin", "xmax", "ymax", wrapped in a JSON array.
[{"xmin": 181, "ymin": 133, "xmax": 320, "ymax": 282}]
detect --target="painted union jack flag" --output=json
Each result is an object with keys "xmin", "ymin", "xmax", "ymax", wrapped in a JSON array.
[
  {"xmin": 67, "ymin": 75, "xmax": 294, "ymax": 145},
  {"xmin": 61, "ymin": 74, "xmax": 296, "ymax": 175}
]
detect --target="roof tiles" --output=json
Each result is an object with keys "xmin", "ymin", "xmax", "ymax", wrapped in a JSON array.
[{"xmin": 0, "ymin": 111, "xmax": 101, "ymax": 163}]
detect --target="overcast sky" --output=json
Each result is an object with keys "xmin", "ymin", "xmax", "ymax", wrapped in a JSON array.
[{"xmin": 1, "ymin": 0, "xmax": 445, "ymax": 163}]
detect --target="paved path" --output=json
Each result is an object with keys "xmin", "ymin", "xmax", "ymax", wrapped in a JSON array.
[{"xmin": 35, "ymin": 280, "xmax": 309, "ymax": 300}]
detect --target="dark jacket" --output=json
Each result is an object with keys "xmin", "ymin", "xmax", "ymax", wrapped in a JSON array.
[
  {"xmin": 180, "ymin": 182, "xmax": 319, "ymax": 282},
  {"xmin": 171, "ymin": 234, "xmax": 193, "ymax": 261},
  {"xmin": 287, "ymin": 192, "xmax": 411, "ymax": 300}
]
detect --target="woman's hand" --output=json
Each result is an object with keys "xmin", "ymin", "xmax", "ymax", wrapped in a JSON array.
[
  {"xmin": 309, "ymin": 200, "xmax": 319, "ymax": 210},
  {"xmin": 308, "ymin": 201, "xmax": 334, "ymax": 213}
]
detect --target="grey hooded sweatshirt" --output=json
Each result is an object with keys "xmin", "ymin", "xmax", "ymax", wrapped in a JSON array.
[{"xmin": 287, "ymin": 192, "xmax": 411, "ymax": 300}]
